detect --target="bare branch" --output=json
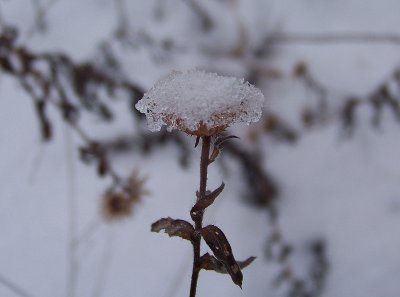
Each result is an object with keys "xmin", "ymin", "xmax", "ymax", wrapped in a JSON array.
[
  {"xmin": 0, "ymin": 273, "xmax": 36, "ymax": 297},
  {"xmin": 270, "ymin": 32, "xmax": 400, "ymax": 45},
  {"xmin": 182, "ymin": 0, "xmax": 213, "ymax": 32}
]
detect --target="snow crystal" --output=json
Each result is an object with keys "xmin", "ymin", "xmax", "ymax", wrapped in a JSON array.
[{"xmin": 135, "ymin": 70, "xmax": 265, "ymax": 135}]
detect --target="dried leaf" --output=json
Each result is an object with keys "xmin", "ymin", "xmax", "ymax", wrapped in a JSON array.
[
  {"xmin": 191, "ymin": 182, "xmax": 225, "ymax": 213},
  {"xmin": 151, "ymin": 217, "xmax": 194, "ymax": 241},
  {"xmin": 194, "ymin": 136, "xmax": 200, "ymax": 148},
  {"xmin": 208, "ymin": 147, "xmax": 220, "ymax": 164},
  {"xmin": 200, "ymin": 225, "xmax": 244, "ymax": 287},
  {"xmin": 209, "ymin": 135, "xmax": 239, "ymax": 164},
  {"xmin": 200, "ymin": 253, "xmax": 225, "ymax": 271},
  {"xmin": 200, "ymin": 253, "xmax": 256, "ymax": 273},
  {"xmin": 214, "ymin": 135, "xmax": 239, "ymax": 147}
]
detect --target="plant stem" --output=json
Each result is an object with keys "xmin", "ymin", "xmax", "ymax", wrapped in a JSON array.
[{"xmin": 189, "ymin": 136, "xmax": 211, "ymax": 297}]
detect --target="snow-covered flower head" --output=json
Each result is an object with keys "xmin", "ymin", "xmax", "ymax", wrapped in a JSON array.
[{"xmin": 135, "ymin": 70, "xmax": 265, "ymax": 136}]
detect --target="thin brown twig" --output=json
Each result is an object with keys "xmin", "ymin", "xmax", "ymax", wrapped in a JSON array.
[
  {"xmin": 66, "ymin": 121, "xmax": 121, "ymax": 184},
  {"xmin": 270, "ymin": 33, "xmax": 400, "ymax": 45}
]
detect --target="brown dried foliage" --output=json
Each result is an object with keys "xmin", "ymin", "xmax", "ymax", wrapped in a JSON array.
[{"xmin": 0, "ymin": 27, "xmax": 151, "ymax": 226}]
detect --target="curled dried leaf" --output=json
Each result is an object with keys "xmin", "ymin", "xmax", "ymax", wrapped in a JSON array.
[
  {"xmin": 214, "ymin": 135, "xmax": 239, "ymax": 147},
  {"xmin": 191, "ymin": 182, "xmax": 225, "ymax": 213},
  {"xmin": 200, "ymin": 253, "xmax": 256, "ymax": 273},
  {"xmin": 209, "ymin": 135, "xmax": 239, "ymax": 164},
  {"xmin": 208, "ymin": 147, "xmax": 220, "ymax": 164},
  {"xmin": 194, "ymin": 136, "xmax": 200, "ymax": 148},
  {"xmin": 200, "ymin": 225, "xmax": 245, "ymax": 287},
  {"xmin": 151, "ymin": 217, "xmax": 194, "ymax": 241}
]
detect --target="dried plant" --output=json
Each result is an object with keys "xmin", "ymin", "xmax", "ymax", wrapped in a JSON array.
[
  {"xmin": 136, "ymin": 70, "xmax": 264, "ymax": 296},
  {"xmin": 0, "ymin": 26, "xmax": 147, "ymax": 201},
  {"xmin": 266, "ymin": 225, "xmax": 329, "ymax": 297},
  {"xmin": 101, "ymin": 170, "xmax": 148, "ymax": 221}
]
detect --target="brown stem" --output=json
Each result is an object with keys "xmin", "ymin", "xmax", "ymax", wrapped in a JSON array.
[
  {"xmin": 271, "ymin": 33, "xmax": 400, "ymax": 44},
  {"xmin": 189, "ymin": 136, "xmax": 211, "ymax": 297}
]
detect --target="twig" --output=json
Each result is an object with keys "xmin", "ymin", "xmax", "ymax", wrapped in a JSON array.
[
  {"xmin": 0, "ymin": 32, "xmax": 143, "ymax": 190},
  {"xmin": 114, "ymin": 0, "xmax": 129, "ymax": 38},
  {"xmin": 0, "ymin": 273, "xmax": 36, "ymax": 297},
  {"xmin": 64, "ymin": 124, "xmax": 78, "ymax": 297},
  {"xmin": 73, "ymin": 217, "xmax": 102, "ymax": 248},
  {"xmin": 0, "ymin": 3, "xmax": 5, "ymax": 31},
  {"xmin": 92, "ymin": 226, "xmax": 115, "ymax": 297},
  {"xmin": 223, "ymin": 140, "xmax": 278, "ymax": 207},
  {"xmin": 182, "ymin": 0, "xmax": 213, "ymax": 31},
  {"xmin": 270, "ymin": 33, "xmax": 400, "ymax": 45},
  {"xmin": 27, "ymin": 144, "xmax": 45, "ymax": 184},
  {"xmin": 164, "ymin": 250, "xmax": 192, "ymax": 297},
  {"xmin": 28, "ymin": 0, "xmax": 59, "ymax": 36},
  {"xmin": 30, "ymin": 0, "xmax": 47, "ymax": 34}
]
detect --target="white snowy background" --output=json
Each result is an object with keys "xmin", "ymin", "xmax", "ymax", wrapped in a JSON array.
[{"xmin": 1, "ymin": 0, "xmax": 400, "ymax": 297}]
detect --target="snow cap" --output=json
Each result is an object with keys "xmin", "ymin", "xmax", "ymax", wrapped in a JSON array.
[{"xmin": 135, "ymin": 70, "xmax": 265, "ymax": 136}]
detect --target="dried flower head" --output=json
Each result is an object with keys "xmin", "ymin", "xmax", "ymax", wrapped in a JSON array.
[
  {"xmin": 102, "ymin": 191, "xmax": 133, "ymax": 221},
  {"xmin": 135, "ymin": 70, "xmax": 264, "ymax": 136},
  {"xmin": 102, "ymin": 171, "xmax": 148, "ymax": 221}
]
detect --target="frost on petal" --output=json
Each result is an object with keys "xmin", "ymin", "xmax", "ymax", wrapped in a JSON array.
[{"xmin": 135, "ymin": 70, "xmax": 264, "ymax": 136}]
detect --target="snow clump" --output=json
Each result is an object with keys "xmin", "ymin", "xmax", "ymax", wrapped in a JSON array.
[{"xmin": 135, "ymin": 70, "xmax": 265, "ymax": 136}]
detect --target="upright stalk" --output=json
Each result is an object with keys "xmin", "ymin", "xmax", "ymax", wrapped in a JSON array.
[{"xmin": 189, "ymin": 136, "xmax": 211, "ymax": 297}]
